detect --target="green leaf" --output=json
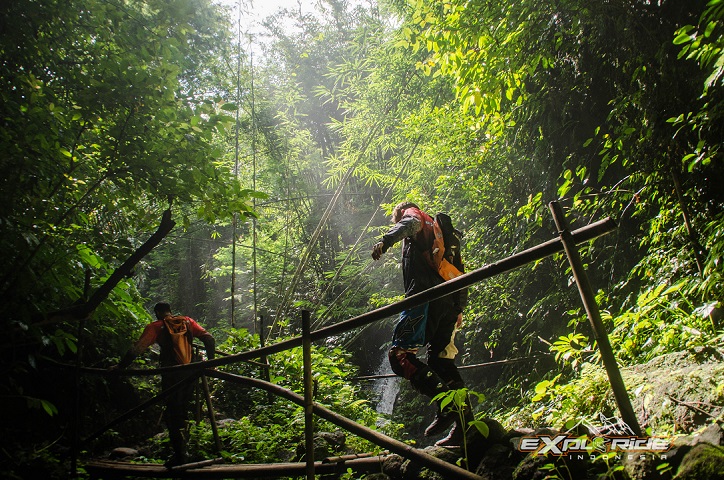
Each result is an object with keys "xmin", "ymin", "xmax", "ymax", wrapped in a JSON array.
[
  {"xmin": 41, "ymin": 400, "xmax": 58, "ymax": 416},
  {"xmin": 439, "ymin": 394, "xmax": 454, "ymax": 411},
  {"xmin": 469, "ymin": 420, "xmax": 489, "ymax": 437},
  {"xmin": 673, "ymin": 30, "xmax": 693, "ymax": 45},
  {"xmin": 76, "ymin": 244, "xmax": 102, "ymax": 268}
]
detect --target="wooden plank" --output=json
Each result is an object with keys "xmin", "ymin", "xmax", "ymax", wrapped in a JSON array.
[{"xmin": 85, "ymin": 456, "xmax": 388, "ymax": 479}]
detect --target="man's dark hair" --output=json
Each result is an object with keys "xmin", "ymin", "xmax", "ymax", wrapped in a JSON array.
[
  {"xmin": 154, "ymin": 302, "xmax": 172, "ymax": 319},
  {"xmin": 392, "ymin": 201, "xmax": 419, "ymax": 223}
]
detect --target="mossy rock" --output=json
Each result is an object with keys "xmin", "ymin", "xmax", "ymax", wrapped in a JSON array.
[
  {"xmin": 475, "ymin": 443, "xmax": 516, "ymax": 480},
  {"xmin": 624, "ymin": 350, "xmax": 724, "ymax": 434},
  {"xmin": 622, "ymin": 451, "xmax": 674, "ymax": 480},
  {"xmin": 399, "ymin": 446, "xmax": 460, "ymax": 479},
  {"xmin": 512, "ymin": 452, "xmax": 592, "ymax": 480},
  {"xmin": 506, "ymin": 350, "xmax": 724, "ymax": 436},
  {"xmin": 382, "ymin": 454, "xmax": 405, "ymax": 478},
  {"xmin": 673, "ymin": 443, "xmax": 724, "ymax": 480},
  {"xmin": 295, "ymin": 430, "xmax": 346, "ymax": 461}
]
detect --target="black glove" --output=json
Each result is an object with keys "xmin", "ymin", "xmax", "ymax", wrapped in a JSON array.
[{"xmin": 371, "ymin": 241, "xmax": 388, "ymax": 260}]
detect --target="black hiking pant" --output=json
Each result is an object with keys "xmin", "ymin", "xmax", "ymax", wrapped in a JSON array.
[
  {"xmin": 389, "ymin": 294, "xmax": 463, "ymax": 396},
  {"xmin": 161, "ymin": 370, "xmax": 195, "ymax": 455}
]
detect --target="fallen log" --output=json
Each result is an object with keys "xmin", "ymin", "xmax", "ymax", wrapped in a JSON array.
[{"xmin": 85, "ymin": 455, "xmax": 388, "ymax": 479}]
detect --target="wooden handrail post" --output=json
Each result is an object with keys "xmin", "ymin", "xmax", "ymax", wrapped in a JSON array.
[
  {"xmin": 258, "ymin": 315, "xmax": 273, "ymax": 404},
  {"xmin": 548, "ymin": 201, "xmax": 641, "ymax": 436},
  {"xmin": 70, "ymin": 270, "xmax": 91, "ymax": 477},
  {"xmin": 302, "ymin": 310, "xmax": 315, "ymax": 479},
  {"xmin": 201, "ymin": 373, "xmax": 222, "ymax": 454}
]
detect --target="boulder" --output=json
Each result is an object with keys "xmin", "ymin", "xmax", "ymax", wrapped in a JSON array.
[
  {"xmin": 295, "ymin": 429, "xmax": 347, "ymax": 461},
  {"xmin": 677, "ymin": 423, "xmax": 724, "ymax": 448},
  {"xmin": 512, "ymin": 451, "xmax": 591, "ymax": 480},
  {"xmin": 399, "ymin": 446, "xmax": 459, "ymax": 480},
  {"xmin": 673, "ymin": 443, "xmax": 724, "ymax": 480},
  {"xmin": 475, "ymin": 443, "xmax": 516, "ymax": 480},
  {"xmin": 382, "ymin": 453, "xmax": 404, "ymax": 478},
  {"xmin": 622, "ymin": 451, "xmax": 672, "ymax": 480}
]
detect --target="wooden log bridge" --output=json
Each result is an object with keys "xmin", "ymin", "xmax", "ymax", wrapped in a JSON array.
[{"xmin": 86, "ymin": 455, "xmax": 388, "ymax": 479}]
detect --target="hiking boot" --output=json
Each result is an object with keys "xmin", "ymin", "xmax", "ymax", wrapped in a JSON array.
[
  {"xmin": 424, "ymin": 409, "xmax": 457, "ymax": 437},
  {"xmin": 435, "ymin": 421, "xmax": 464, "ymax": 448}
]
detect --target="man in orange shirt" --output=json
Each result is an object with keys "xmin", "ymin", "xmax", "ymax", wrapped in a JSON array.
[{"xmin": 116, "ymin": 302, "xmax": 215, "ymax": 467}]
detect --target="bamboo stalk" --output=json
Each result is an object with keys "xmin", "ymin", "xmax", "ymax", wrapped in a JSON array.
[
  {"xmin": 166, "ymin": 457, "xmax": 224, "ymax": 472},
  {"xmin": 201, "ymin": 374, "xmax": 222, "ymax": 454},
  {"xmin": 86, "ymin": 456, "xmax": 387, "ymax": 478},
  {"xmin": 302, "ymin": 310, "xmax": 315, "ymax": 479},
  {"xmin": 352, "ymin": 355, "xmax": 551, "ymax": 380},
  {"xmin": 549, "ymin": 202, "xmax": 641, "ymax": 436}
]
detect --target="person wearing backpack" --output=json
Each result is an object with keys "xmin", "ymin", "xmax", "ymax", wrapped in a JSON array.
[
  {"xmin": 115, "ymin": 302, "xmax": 215, "ymax": 467},
  {"xmin": 371, "ymin": 202, "xmax": 470, "ymax": 447}
]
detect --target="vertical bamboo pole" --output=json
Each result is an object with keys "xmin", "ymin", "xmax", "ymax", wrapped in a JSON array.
[
  {"xmin": 70, "ymin": 269, "xmax": 91, "ymax": 477},
  {"xmin": 548, "ymin": 201, "xmax": 641, "ymax": 436},
  {"xmin": 230, "ymin": 0, "xmax": 244, "ymax": 329},
  {"xmin": 258, "ymin": 315, "xmax": 271, "ymax": 382},
  {"xmin": 251, "ymin": 46, "xmax": 259, "ymax": 335},
  {"xmin": 259, "ymin": 315, "xmax": 273, "ymax": 404},
  {"xmin": 201, "ymin": 373, "xmax": 222, "ymax": 454},
  {"xmin": 194, "ymin": 347, "xmax": 202, "ymax": 423},
  {"xmin": 302, "ymin": 310, "xmax": 315, "ymax": 479}
]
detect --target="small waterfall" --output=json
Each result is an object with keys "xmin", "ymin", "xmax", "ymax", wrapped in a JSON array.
[
  {"xmin": 373, "ymin": 351, "xmax": 400, "ymax": 417},
  {"xmin": 376, "ymin": 376, "xmax": 400, "ymax": 415}
]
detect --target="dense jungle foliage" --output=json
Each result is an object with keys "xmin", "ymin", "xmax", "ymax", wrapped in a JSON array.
[{"xmin": 1, "ymin": 0, "xmax": 723, "ymax": 477}]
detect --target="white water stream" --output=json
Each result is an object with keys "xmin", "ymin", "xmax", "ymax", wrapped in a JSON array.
[{"xmin": 373, "ymin": 351, "xmax": 400, "ymax": 416}]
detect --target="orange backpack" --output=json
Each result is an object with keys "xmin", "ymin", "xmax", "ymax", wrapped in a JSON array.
[
  {"xmin": 162, "ymin": 315, "xmax": 193, "ymax": 365},
  {"xmin": 430, "ymin": 213, "xmax": 464, "ymax": 281}
]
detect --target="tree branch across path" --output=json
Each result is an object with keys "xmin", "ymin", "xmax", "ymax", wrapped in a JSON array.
[{"xmin": 37, "ymin": 209, "xmax": 176, "ymax": 326}]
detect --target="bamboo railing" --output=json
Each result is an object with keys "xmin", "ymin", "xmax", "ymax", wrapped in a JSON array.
[{"xmin": 76, "ymin": 207, "xmax": 636, "ymax": 479}]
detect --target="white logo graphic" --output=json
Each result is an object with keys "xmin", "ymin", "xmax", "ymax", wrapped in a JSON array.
[{"xmin": 518, "ymin": 414, "xmax": 672, "ymax": 457}]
